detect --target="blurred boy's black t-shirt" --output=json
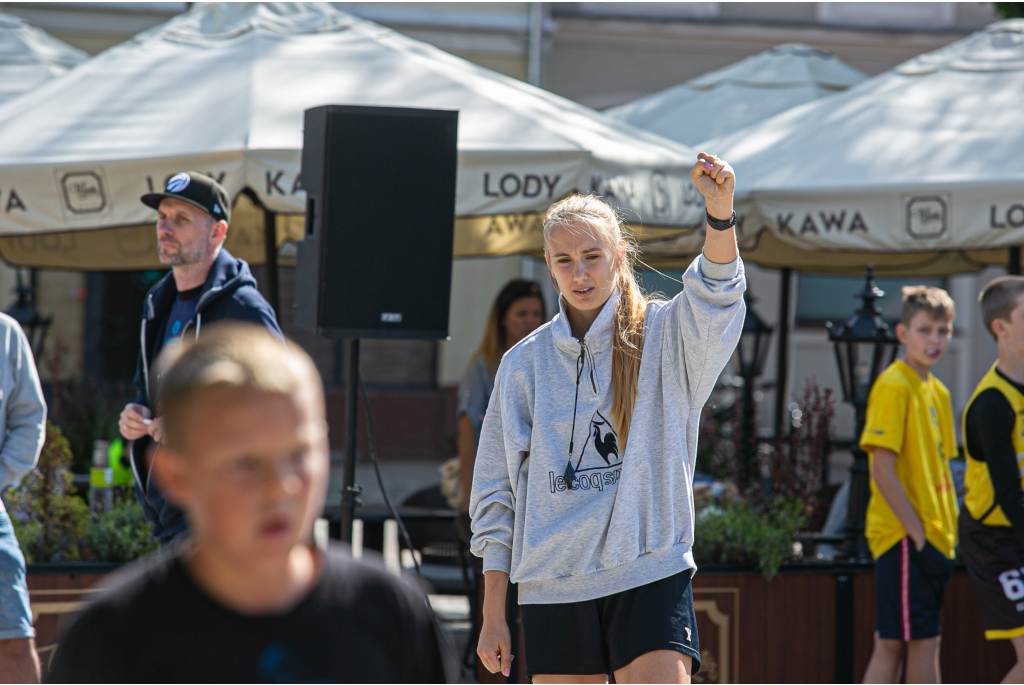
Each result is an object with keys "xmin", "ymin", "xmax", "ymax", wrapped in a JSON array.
[{"xmin": 46, "ymin": 547, "xmax": 449, "ymax": 683}]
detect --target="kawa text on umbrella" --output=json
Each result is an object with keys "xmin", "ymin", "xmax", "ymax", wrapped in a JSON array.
[{"xmin": 778, "ymin": 211, "xmax": 869, "ymax": 235}]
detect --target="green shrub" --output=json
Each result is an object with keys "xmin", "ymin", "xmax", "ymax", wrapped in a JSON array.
[
  {"xmin": 2, "ymin": 422, "xmax": 89, "ymax": 563},
  {"xmin": 2, "ymin": 423, "xmax": 157, "ymax": 565},
  {"xmin": 996, "ymin": 3, "xmax": 1024, "ymax": 19},
  {"xmin": 85, "ymin": 494, "xmax": 157, "ymax": 563},
  {"xmin": 694, "ymin": 497, "xmax": 806, "ymax": 579}
]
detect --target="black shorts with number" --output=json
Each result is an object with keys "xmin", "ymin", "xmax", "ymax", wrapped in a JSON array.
[
  {"xmin": 874, "ymin": 537, "xmax": 953, "ymax": 641},
  {"xmin": 519, "ymin": 570, "xmax": 700, "ymax": 678},
  {"xmin": 959, "ymin": 509, "xmax": 1024, "ymax": 639}
]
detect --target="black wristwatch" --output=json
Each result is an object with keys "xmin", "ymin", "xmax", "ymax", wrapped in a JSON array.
[{"xmin": 706, "ymin": 210, "xmax": 737, "ymax": 231}]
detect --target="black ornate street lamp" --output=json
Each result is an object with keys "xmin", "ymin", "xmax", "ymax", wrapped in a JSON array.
[
  {"xmin": 6, "ymin": 269, "xmax": 52, "ymax": 359},
  {"xmin": 826, "ymin": 266, "xmax": 899, "ymax": 561},
  {"xmin": 734, "ymin": 293, "xmax": 774, "ymax": 489}
]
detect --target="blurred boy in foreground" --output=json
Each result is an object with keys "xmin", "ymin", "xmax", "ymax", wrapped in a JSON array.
[{"xmin": 47, "ymin": 325, "xmax": 446, "ymax": 683}]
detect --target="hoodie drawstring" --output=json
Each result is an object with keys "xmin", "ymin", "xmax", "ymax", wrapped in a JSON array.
[{"xmin": 564, "ymin": 339, "xmax": 597, "ymax": 489}]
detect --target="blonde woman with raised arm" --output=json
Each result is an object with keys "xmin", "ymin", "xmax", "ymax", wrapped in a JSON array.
[{"xmin": 469, "ymin": 153, "xmax": 745, "ymax": 684}]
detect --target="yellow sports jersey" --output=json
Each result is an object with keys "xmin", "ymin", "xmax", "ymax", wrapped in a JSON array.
[
  {"xmin": 962, "ymin": 363, "xmax": 1024, "ymax": 527},
  {"xmin": 859, "ymin": 360, "xmax": 959, "ymax": 559}
]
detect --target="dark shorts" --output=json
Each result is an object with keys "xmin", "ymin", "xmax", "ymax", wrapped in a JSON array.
[
  {"xmin": 520, "ymin": 570, "xmax": 700, "ymax": 678},
  {"xmin": 959, "ymin": 509, "xmax": 1024, "ymax": 639},
  {"xmin": 875, "ymin": 536, "xmax": 953, "ymax": 641}
]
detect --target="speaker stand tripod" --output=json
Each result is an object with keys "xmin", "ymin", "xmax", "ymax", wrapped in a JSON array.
[{"xmin": 340, "ymin": 338, "xmax": 361, "ymax": 542}]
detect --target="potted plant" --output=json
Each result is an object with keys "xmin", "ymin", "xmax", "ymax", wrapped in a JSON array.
[{"xmin": 2, "ymin": 422, "xmax": 156, "ymax": 663}]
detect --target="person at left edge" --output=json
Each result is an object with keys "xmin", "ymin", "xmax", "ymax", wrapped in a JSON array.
[
  {"xmin": 0, "ymin": 314, "xmax": 47, "ymax": 683},
  {"xmin": 118, "ymin": 172, "xmax": 283, "ymax": 548}
]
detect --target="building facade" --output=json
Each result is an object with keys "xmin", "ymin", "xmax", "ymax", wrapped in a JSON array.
[{"xmin": 0, "ymin": 2, "xmax": 1007, "ymax": 466}]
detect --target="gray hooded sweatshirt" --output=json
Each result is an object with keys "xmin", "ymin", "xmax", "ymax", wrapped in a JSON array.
[
  {"xmin": 0, "ymin": 313, "xmax": 45, "ymax": 492},
  {"xmin": 469, "ymin": 254, "xmax": 745, "ymax": 604}
]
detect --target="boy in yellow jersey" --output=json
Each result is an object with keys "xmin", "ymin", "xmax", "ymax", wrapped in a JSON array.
[
  {"xmin": 860, "ymin": 286, "xmax": 958, "ymax": 684},
  {"xmin": 960, "ymin": 276, "xmax": 1024, "ymax": 683}
]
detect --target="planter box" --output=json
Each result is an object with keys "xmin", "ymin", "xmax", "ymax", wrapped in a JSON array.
[
  {"xmin": 25, "ymin": 561, "xmax": 1016, "ymax": 683},
  {"xmin": 852, "ymin": 569, "xmax": 1015, "ymax": 683},
  {"xmin": 26, "ymin": 563, "xmax": 120, "ymax": 672},
  {"xmin": 692, "ymin": 563, "xmax": 1015, "ymax": 683},
  {"xmin": 693, "ymin": 564, "xmax": 836, "ymax": 683}
]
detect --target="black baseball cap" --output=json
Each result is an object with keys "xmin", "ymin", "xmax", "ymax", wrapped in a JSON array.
[{"xmin": 141, "ymin": 171, "xmax": 231, "ymax": 224}]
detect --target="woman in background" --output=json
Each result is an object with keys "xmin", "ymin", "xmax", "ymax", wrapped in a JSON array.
[{"xmin": 458, "ymin": 280, "xmax": 547, "ymax": 512}]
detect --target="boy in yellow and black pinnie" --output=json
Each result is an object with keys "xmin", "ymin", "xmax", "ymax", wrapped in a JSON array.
[
  {"xmin": 860, "ymin": 286, "xmax": 958, "ymax": 684},
  {"xmin": 960, "ymin": 276, "xmax": 1024, "ymax": 682}
]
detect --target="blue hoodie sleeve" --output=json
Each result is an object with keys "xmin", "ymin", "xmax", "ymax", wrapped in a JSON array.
[
  {"xmin": 222, "ymin": 286, "xmax": 284, "ymax": 342},
  {"xmin": 131, "ymin": 343, "xmax": 149, "ymax": 409}
]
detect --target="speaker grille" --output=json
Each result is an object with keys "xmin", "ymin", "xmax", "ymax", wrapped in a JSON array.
[{"xmin": 297, "ymin": 105, "xmax": 458, "ymax": 339}]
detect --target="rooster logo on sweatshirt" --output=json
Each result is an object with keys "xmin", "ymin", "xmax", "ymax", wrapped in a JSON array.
[
  {"xmin": 551, "ymin": 411, "xmax": 623, "ymax": 494},
  {"xmin": 580, "ymin": 411, "xmax": 620, "ymax": 471}
]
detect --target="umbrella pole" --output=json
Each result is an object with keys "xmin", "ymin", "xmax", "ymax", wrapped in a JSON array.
[
  {"xmin": 773, "ymin": 267, "xmax": 792, "ymax": 443},
  {"xmin": 263, "ymin": 208, "xmax": 280, "ymax": 314},
  {"xmin": 1011, "ymin": 247, "xmax": 1021, "ymax": 276}
]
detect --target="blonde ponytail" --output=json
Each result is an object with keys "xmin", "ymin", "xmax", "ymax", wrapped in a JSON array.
[
  {"xmin": 611, "ymin": 253, "xmax": 647, "ymax": 447},
  {"xmin": 543, "ymin": 195, "xmax": 650, "ymax": 448}
]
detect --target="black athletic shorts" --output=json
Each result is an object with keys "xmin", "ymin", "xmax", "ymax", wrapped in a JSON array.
[
  {"xmin": 960, "ymin": 509, "xmax": 1024, "ymax": 639},
  {"xmin": 520, "ymin": 570, "xmax": 700, "ymax": 678},
  {"xmin": 874, "ymin": 536, "xmax": 953, "ymax": 641}
]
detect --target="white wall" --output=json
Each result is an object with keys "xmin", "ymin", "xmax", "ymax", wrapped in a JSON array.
[
  {"xmin": 0, "ymin": 264, "xmax": 85, "ymax": 380},
  {"xmin": 438, "ymin": 255, "xmax": 555, "ymax": 386},
  {"xmin": 34, "ymin": 269, "xmax": 86, "ymax": 380},
  {"xmin": 0, "ymin": 263, "xmax": 16, "ymax": 312}
]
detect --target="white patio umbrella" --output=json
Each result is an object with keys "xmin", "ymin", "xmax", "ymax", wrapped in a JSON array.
[
  {"xmin": 643, "ymin": 20, "xmax": 1024, "ymax": 276},
  {"xmin": 0, "ymin": 12, "xmax": 86, "ymax": 106},
  {"xmin": 0, "ymin": 2, "xmax": 703, "ymax": 270},
  {"xmin": 616, "ymin": 46, "xmax": 867, "ymax": 440},
  {"xmin": 606, "ymin": 44, "xmax": 866, "ymax": 148}
]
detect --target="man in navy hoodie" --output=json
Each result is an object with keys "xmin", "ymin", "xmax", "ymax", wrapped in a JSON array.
[{"xmin": 118, "ymin": 172, "xmax": 283, "ymax": 547}]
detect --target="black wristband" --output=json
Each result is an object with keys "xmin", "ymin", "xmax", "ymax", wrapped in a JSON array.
[{"xmin": 706, "ymin": 210, "xmax": 737, "ymax": 231}]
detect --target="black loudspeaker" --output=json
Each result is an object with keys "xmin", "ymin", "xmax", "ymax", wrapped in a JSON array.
[{"xmin": 294, "ymin": 105, "xmax": 459, "ymax": 339}]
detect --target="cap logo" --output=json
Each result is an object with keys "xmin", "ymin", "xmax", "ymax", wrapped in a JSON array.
[
  {"xmin": 213, "ymin": 203, "xmax": 221, "ymax": 215},
  {"xmin": 166, "ymin": 173, "xmax": 191, "ymax": 193}
]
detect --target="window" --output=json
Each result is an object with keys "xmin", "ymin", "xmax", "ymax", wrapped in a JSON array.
[
  {"xmin": 816, "ymin": 3, "xmax": 956, "ymax": 30},
  {"xmin": 796, "ymin": 274, "xmax": 945, "ymax": 326},
  {"xmin": 570, "ymin": 3, "xmax": 720, "ymax": 20}
]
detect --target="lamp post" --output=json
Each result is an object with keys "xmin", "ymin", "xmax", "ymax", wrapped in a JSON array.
[
  {"xmin": 6, "ymin": 269, "xmax": 52, "ymax": 359},
  {"xmin": 826, "ymin": 266, "xmax": 899, "ymax": 561},
  {"xmin": 734, "ymin": 293, "xmax": 774, "ymax": 490}
]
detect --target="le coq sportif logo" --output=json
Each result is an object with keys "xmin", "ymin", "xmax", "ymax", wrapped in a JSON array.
[{"xmin": 552, "ymin": 411, "xmax": 623, "ymax": 494}]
